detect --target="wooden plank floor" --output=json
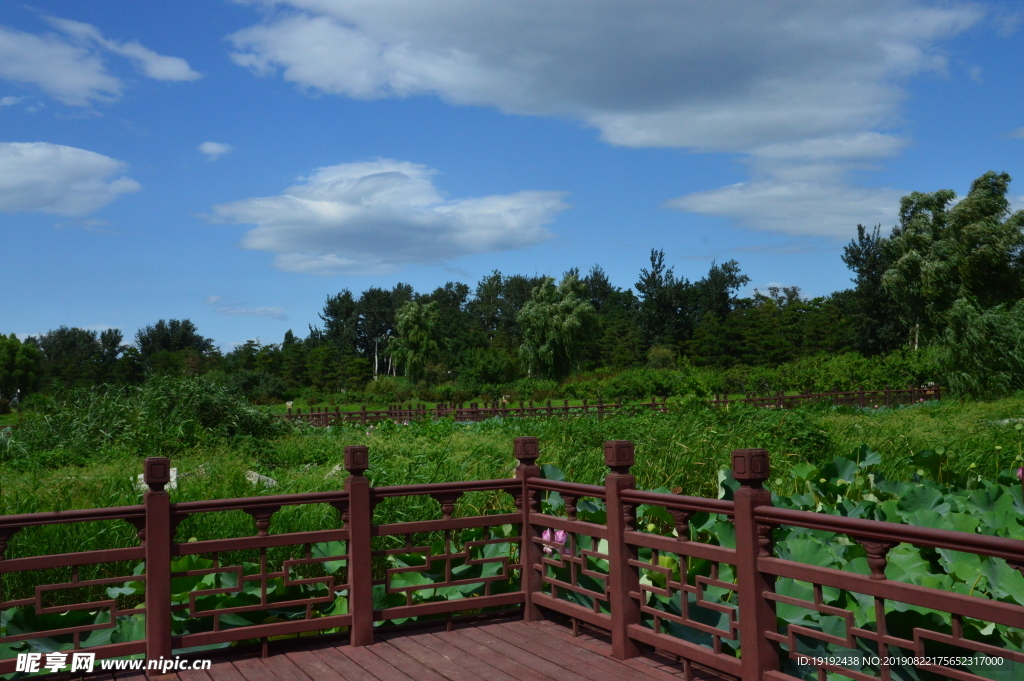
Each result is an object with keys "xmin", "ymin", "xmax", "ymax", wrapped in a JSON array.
[{"xmin": 135, "ymin": 618, "xmax": 729, "ymax": 681}]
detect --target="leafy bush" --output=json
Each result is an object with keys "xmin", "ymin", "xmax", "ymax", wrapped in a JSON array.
[
  {"xmin": 0, "ymin": 376, "xmax": 284, "ymax": 467},
  {"xmin": 562, "ymin": 366, "xmax": 711, "ymax": 401},
  {"xmin": 646, "ymin": 346, "xmax": 677, "ymax": 369},
  {"xmin": 937, "ymin": 299, "xmax": 1024, "ymax": 398},
  {"xmin": 363, "ymin": 376, "xmax": 415, "ymax": 404},
  {"xmin": 224, "ymin": 370, "xmax": 286, "ymax": 403}
]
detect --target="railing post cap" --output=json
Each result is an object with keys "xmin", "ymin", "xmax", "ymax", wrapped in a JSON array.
[
  {"xmin": 604, "ymin": 440, "xmax": 635, "ymax": 472},
  {"xmin": 731, "ymin": 448, "xmax": 770, "ymax": 484},
  {"xmin": 144, "ymin": 457, "xmax": 171, "ymax": 491},
  {"xmin": 513, "ymin": 436, "xmax": 540, "ymax": 465},
  {"xmin": 344, "ymin": 445, "xmax": 369, "ymax": 475}
]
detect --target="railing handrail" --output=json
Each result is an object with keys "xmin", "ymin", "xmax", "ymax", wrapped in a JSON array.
[
  {"xmin": 3, "ymin": 433, "xmax": 1021, "ymax": 681},
  {"xmin": 757, "ymin": 504, "xmax": 1024, "ymax": 561},
  {"xmin": 526, "ymin": 478, "xmax": 606, "ymax": 498},
  {"xmin": 620, "ymin": 488, "xmax": 735, "ymax": 515},
  {"xmin": 0, "ymin": 504, "xmax": 144, "ymax": 528}
]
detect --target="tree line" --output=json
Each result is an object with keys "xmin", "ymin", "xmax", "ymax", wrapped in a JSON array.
[{"xmin": 3, "ymin": 171, "xmax": 1022, "ymax": 405}]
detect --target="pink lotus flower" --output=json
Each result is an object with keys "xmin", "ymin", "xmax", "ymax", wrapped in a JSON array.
[
  {"xmin": 1017, "ymin": 467, "xmax": 1023, "ymax": 481},
  {"xmin": 542, "ymin": 528, "xmax": 568, "ymax": 554}
]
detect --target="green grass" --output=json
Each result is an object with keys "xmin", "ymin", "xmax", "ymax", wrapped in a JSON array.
[{"xmin": 5, "ymin": 382, "xmax": 1024, "ymax": 599}]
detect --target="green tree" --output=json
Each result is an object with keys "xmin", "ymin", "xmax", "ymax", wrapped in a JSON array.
[
  {"xmin": 389, "ymin": 301, "xmax": 441, "ymax": 382},
  {"xmin": 33, "ymin": 326, "xmax": 104, "ymax": 388},
  {"xmin": 0, "ymin": 334, "xmax": 42, "ymax": 400},
  {"xmin": 319, "ymin": 290, "xmax": 360, "ymax": 355},
  {"xmin": 135, "ymin": 320, "xmax": 215, "ymax": 359},
  {"xmin": 635, "ymin": 249, "xmax": 689, "ymax": 349},
  {"xmin": 882, "ymin": 172, "xmax": 1024, "ymax": 348},
  {"xmin": 841, "ymin": 225, "xmax": 907, "ymax": 355},
  {"xmin": 518, "ymin": 273, "xmax": 596, "ymax": 379},
  {"xmin": 937, "ymin": 299, "xmax": 1024, "ymax": 397}
]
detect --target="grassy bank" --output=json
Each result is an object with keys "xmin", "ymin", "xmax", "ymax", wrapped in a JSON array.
[
  {"xmin": 3, "ymin": 382, "xmax": 1024, "ymax": 609},
  {"xmin": 5, "ymin": 388, "xmax": 1024, "ymax": 515}
]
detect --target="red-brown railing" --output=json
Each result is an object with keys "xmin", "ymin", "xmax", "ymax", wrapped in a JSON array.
[
  {"xmin": 710, "ymin": 385, "xmax": 941, "ymax": 410},
  {"xmin": 2, "ymin": 438, "xmax": 1021, "ymax": 681},
  {"xmin": 274, "ymin": 398, "xmax": 668, "ymax": 426}
]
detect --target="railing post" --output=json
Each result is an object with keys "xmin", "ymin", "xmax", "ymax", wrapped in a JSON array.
[
  {"xmin": 732, "ymin": 448, "xmax": 779, "ymax": 680},
  {"xmin": 514, "ymin": 436, "xmax": 543, "ymax": 621},
  {"xmin": 143, "ymin": 457, "xmax": 173, "ymax": 671},
  {"xmin": 604, "ymin": 440, "xmax": 641, "ymax": 659},
  {"xmin": 344, "ymin": 445, "xmax": 374, "ymax": 646}
]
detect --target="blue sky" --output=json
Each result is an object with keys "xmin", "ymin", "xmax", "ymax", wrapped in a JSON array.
[{"xmin": 2, "ymin": 1, "xmax": 1022, "ymax": 349}]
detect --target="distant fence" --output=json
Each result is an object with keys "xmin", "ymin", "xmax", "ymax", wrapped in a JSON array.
[
  {"xmin": 710, "ymin": 384, "xmax": 941, "ymax": 410},
  {"xmin": 272, "ymin": 386, "xmax": 942, "ymax": 427},
  {"xmin": 274, "ymin": 398, "xmax": 668, "ymax": 426}
]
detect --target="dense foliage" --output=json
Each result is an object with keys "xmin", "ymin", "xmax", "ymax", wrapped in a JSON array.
[{"xmin": 4, "ymin": 171, "xmax": 1024, "ymax": 407}]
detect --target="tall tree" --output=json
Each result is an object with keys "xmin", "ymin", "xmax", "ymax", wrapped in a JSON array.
[
  {"xmin": 518, "ymin": 273, "xmax": 596, "ymax": 379},
  {"xmin": 469, "ymin": 271, "xmax": 547, "ymax": 347},
  {"xmin": 0, "ymin": 334, "xmax": 42, "ymax": 400},
  {"xmin": 319, "ymin": 290, "xmax": 360, "ymax": 355},
  {"xmin": 34, "ymin": 326, "xmax": 103, "ymax": 388},
  {"xmin": 882, "ymin": 171, "xmax": 1024, "ymax": 348},
  {"xmin": 135, "ymin": 320, "xmax": 214, "ymax": 359},
  {"xmin": 389, "ymin": 301, "xmax": 441, "ymax": 381},
  {"xmin": 635, "ymin": 249, "xmax": 690, "ymax": 349},
  {"xmin": 841, "ymin": 225, "xmax": 907, "ymax": 355}
]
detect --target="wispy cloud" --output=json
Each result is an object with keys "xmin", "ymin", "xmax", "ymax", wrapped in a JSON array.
[
  {"xmin": 209, "ymin": 159, "xmax": 567, "ymax": 275},
  {"xmin": 0, "ymin": 16, "xmax": 198, "ymax": 106},
  {"xmin": 205, "ymin": 295, "xmax": 287, "ymax": 320}
]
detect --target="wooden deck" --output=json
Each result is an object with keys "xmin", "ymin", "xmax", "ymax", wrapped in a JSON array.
[{"xmin": 99, "ymin": 618, "xmax": 728, "ymax": 681}]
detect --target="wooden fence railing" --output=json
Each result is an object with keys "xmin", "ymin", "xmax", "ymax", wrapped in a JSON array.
[
  {"xmin": 274, "ymin": 397, "xmax": 669, "ymax": 426},
  {"xmin": 710, "ymin": 384, "xmax": 941, "ymax": 410},
  {"xmin": 1, "ymin": 437, "xmax": 1019, "ymax": 681},
  {"xmin": 270, "ymin": 387, "xmax": 942, "ymax": 428}
]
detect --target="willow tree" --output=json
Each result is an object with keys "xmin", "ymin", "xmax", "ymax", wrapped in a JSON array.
[
  {"xmin": 389, "ymin": 301, "xmax": 440, "ymax": 382},
  {"xmin": 517, "ymin": 273, "xmax": 597, "ymax": 379},
  {"xmin": 881, "ymin": 171, "xmax": 1024, "ymax": 349}
]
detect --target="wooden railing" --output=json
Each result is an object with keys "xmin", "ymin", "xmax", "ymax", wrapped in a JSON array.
[
  {"xmin": 273, "ymin": 386, "xmax": 942, "ymax": 429},
  {"xmin": 1, "ymin": 437, "xmax": 1020, "ymax": 681},
  {"xmin": 710, "ymin": 385, "xmax": 941, "ymax": 410},
  {"xmin": 274, "ymin": 398, "xmax": 669, "ymax": 426}
]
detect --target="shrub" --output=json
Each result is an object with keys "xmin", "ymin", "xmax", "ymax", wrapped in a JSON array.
[
  {"xmin": 225, "ymin": 370, "xmax": 286, "ymax": 403},
  {"xmin": 646, "ymin": 346, "xmax": 677, "ymax": 369},
  {"xmin": 363, "ymin": 376, "xmax": 415, "ymax": 404},
  {"xmin": 1, "ymin": 376, "xmax": 284, "ymax": 467}
]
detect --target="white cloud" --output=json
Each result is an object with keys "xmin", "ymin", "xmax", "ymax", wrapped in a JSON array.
[
  {"xmin": 1010, "ymin": 127, "xmax": 1024, "ymax": 139},
  {"xmin": 0, "ymin": 96, "xmax": 25, "ymax": 108},
  {"xmin": 0, "ymin": 25, "xmax": 121, "ymax": 105},
  {"xmin": 0, "ymin": 142, "xmax": 141, "ymax": 215},
  {"xmin": 199, "ymin": 141, "xmax": 233, "ymax": 161},
  {"xmin": 210, "ymin": 159, "xmax": 567, "ymax": 275},
  {"xmin": 205, "ymin": 295, "xmax": 287, "ymax": 320},
  {"xmin": 669, "ymin": 176, "xmax": 904, "ymax": 238},
  {"xmin": 44, "ymin": 17, "xmax": 201, "ymax": 82},
  {"xmin": 229, "ymin": 1, "xmax": 979, "ymax": 237},
  {"xmin": 0, "ymin": 17, "xmax": 198, "ymax": 106}
]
